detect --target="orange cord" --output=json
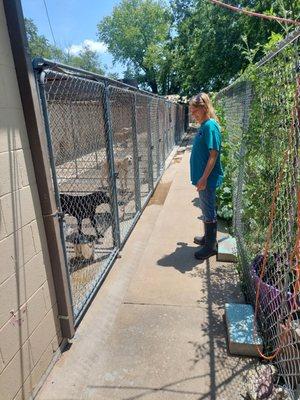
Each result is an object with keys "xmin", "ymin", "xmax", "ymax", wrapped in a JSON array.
[
  {"xmin": 254, "ymin": 149, "xmax": 290, "ymax": 360},
  {"xmin": 290, "ymin": 189, "xmax": 300, "ymax": 308}
]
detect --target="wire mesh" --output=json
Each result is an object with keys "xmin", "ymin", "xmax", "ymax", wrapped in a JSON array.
[
  {"xmin": 149, "ymin": 97, "xmax": 160, "ymax": 184},
  {"xmin": 136, "ymin": 93, "xmax": 153, "ymax": 207},
  {"xmin": 108, "ymin": 85, "xmax": 139, "ymax": 243},
  {"xmin": 165, "ymin": 101, "xmax": 176, "ymax": 158},
  {"xmin": 158, "ymin": 99, "xmax": 165, "ymax": 172},
  {"xmin": 216, "ymin": 31, "xmax": 300, "ymax": 395},
  {"xmin": 35, "ymin": 60, "xmax": 186, "ymax": 322},
  {"xmin": 41, "ymin": 69, "xmax": 115, "ymax": 320},
  {"xmin": 163, "ymin": 101, "xmax": 170, "ymax": 161},
  {"xmin": 170, "ymin": 103, "xmax": 177, "ymax": 149}
]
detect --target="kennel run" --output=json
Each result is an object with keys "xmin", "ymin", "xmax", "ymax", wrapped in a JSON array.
[{"xmin": 33, "ymin": 58, "xmax": 186, "ymax": 323}]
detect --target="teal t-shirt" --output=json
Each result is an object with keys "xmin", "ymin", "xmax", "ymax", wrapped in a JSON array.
[{"xmin": 190, "ymin": 118, "xmax": 224, "ymax": 188}]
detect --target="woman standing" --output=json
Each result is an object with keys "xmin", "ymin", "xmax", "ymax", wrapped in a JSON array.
[{"xmin": 189, "ymin": 93, "xmax": 224, "ymax": 260}]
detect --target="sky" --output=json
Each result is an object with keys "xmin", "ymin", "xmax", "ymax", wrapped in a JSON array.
[{"xmin": 20, "ymin": 0, "xmax": 126, "ymax": 76}]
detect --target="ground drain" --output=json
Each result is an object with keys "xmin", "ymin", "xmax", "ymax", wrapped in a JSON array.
[{"xmin": 148, "ymin": 181, "xmax": 172, "ymax": 205}]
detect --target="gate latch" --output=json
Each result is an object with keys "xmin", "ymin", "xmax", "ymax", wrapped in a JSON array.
[
  {"xmin": 44, "ymin": 210, "xmax": 65, "ymax": 220},
  {"xmin": 58, "ymin": 315, "xmax": 70, "ymax": 320},
  {"xmin": 48, "ymin": 210, "xmax": 65, "ymax": 219}
]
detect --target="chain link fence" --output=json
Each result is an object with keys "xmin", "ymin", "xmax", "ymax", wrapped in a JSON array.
[
  {"xmin": 34, "ymin": 59, "xmax": 186, "ymax": 323},
  {"xmin": 216, "ymin": 30, "xmax": 300, "ymax": 396}
]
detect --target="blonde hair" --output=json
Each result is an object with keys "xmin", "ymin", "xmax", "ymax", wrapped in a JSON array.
[{"xmin": 190, "ymin": 92, "xmax": 219, "ymax": 123}]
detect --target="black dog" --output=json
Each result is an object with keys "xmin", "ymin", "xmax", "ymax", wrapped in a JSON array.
[{"xmin": 60, "ymin": 191, "xmax": 110, "ymax": 238}]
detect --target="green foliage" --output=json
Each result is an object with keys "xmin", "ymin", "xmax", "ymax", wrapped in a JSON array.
[
  {"xmin": 217, "ymin": 32, "xmax": 298, "ymax": 263},
  {"xmin": 241, "ymin": 50, "xmax": 296, "ymax": 258},
  {"xmin": 123, "ymin": 65, "xmax": 137, "ymax": 79},
  {"xmin": 97, "ymin": 0, "xmax": 173, "ymax": 93},
  {"xmin": 25, "ymin": 18, "xmax": 104, "ymax": 75},
  {"xmin": 106, "ymin": 72, "xmax": 120, "ymax": 80},
  {"xmin": 24, "ymin": 18, "xmax": 63, "ymax": 60},
  {"xmin": 236, "ymin": 35, "xmax": 262, "ymax": 65},
  {"xmin": 170, "ymin": 0, "xmax": 299, "ymax": 96},
  {"xmin": 63, "ymin": 45, "xmax": 104, "ymax": 75},
  {"xmin": 215, "ymin": 104, "xmax": 234, "ymax": 222},
  {"xmin": 26, "ymin": 0, "xmax": 299, "ymax": 93},
  {"xmin": 172, "ymin": 0, "xmax": 248, "ymax": 95},
  {"xmin": 262, "ymin": 31, "xmax": 284, "ymax": 54}
]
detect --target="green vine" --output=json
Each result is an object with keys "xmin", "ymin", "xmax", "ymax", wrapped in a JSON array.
[{"xmin": 216, "ymin": 32, "xmax": 298, "ymax": 264}]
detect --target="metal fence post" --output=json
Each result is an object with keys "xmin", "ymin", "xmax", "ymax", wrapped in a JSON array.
[
  {"xmin": 184, "ymin": 104, "xmax": 189, "ymax": 132},
  {"xmin": 175, "ymin": 105, "xmax": 180, "ymax": 145},
  {"xmin": 103, "ymin": 82, "xmax": 121, "ymax": 249},
  {"xmin": 161, "ymin": 102, "xmax": 166, "ymax": 163},
  {"xmin": 167, "ymin": 103, "xmax": 171, "ymax": 155},
  {"xmin": 70, "ymin": 110, "xmax": 79, "ymax": 179},
  {"xmin": 36, "ymin": 70, "xmax": 75, "ymax": 318},
  {"xmin": 131, "ymin": 93, "xmax": 142, "ymax": 212},
  {"xmin": 147, "ymin": 98, "xmax": 154, "ymax": 192},
  {"xmin": 156, "ymin": 101, "xmax": 161, "ymax": 177}
]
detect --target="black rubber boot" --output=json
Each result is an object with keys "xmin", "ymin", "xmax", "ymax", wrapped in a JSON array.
[
  {"xmin": 193, "ymin": 235, "xmax": 205, "ymax": 246},
  {"xmin": 194, "ymin": 222, "xmax": 217, "ymax": 260}
]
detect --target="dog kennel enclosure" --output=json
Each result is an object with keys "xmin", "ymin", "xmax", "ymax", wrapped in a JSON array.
[{"xmin": 34, "ymin": 58, "xmax": 186, "ymax": 323}]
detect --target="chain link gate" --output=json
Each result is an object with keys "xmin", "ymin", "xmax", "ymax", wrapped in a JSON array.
[{"xmin": 34, "ymin": 59, "xmax": 186, "ymax": 323}]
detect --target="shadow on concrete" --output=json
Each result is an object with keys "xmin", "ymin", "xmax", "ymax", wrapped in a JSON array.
[
  {"xmin": 188, "ymin": 259, "xmax": 257, "ymax": 399},
  {"xmin": 157, "ymin": 242, "xmax": 256, "ymax": 398},
  {"xmin": 157, "ymin": 242, "xmax": 205, "ymax": 273},
  {"xmin": 87, "ymin": 374, "xmax": 209, "ymax": 400},
  {"xmin": 192, "ymin": 196, "xmax": 200, "ymax": 208}
]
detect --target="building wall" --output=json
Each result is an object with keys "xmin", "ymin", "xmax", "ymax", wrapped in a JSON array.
[{"xmin": 0, "ymin": 2, "xmax": 62, "ymax": 399}]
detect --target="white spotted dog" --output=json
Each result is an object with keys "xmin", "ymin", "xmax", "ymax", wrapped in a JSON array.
[{"xmin": 100, "ymin": 155, "xmax": 133, "ymax": 191}]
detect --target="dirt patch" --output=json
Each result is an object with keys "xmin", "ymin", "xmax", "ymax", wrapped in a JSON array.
[
  {"xmin": 171, "ymin": 156, "xmax": 183, "ymax": 164},
  {"xmin": 148, "ymin": 181, "xmax": 172, "ymax": 205}
]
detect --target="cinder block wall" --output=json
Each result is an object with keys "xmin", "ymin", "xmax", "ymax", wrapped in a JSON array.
[{"xmin": 0, "ymin": 2, "xmax": 62, "ymax": 399}]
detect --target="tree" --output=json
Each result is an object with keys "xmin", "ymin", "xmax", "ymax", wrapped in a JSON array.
[
  {"xmin": 170, "ymin": 0, "xmax": 299, "ymax": 96},
  {"xmin": 24, "ymin": 18, "xmax": 63, "ymax": 60},
  {"xmin": 123, "ymin": 65, "xmax": 136, "ymax": 79},
  {"xmin": 63, "ymin": 45, "xmax": 104, "ymax": 75},
  {"xmin": 171, "ymin": 0, "xmax": 254, "ymax": 95},
  {"xmin": 25, "ymin": 18, "xmax": 104, "ymax": 75},
  {"xmin": 106, "ymin": 72, "xmax": 120, "ymax": 80},
  {"xmin": 97, "ymin": 0, "xmax": 172, "ymax": 94},
  {"xmin": 170, "ymin": 0, "xmax": 195, "ymax": 23}
]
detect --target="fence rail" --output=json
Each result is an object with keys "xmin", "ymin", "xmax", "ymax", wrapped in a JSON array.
[
  {"xmin": 217, "ymin": 31, "xmax": 300, "ymax": 396},
  {"xmin": 34, "ymin": 58, "xmax": 186, "ymax": 323}
]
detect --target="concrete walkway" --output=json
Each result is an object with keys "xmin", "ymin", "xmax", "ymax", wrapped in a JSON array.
[{"xmin": 37, "ymin": 136, "xmax": 256, "ymax": 400}]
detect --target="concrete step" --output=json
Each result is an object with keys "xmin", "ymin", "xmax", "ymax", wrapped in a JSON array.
[
  {"xmin": 225, "ymin": 303, "xmax": 263, "ymax": 357},
  {"xmin": 217, "ymin": 235, "xmax": 238, "ymax": 263}
]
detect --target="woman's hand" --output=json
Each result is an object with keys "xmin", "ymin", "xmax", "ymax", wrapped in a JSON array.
[{"xmin": 196, "ymin": 177, "xmax": 207, "ymax": 191}]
